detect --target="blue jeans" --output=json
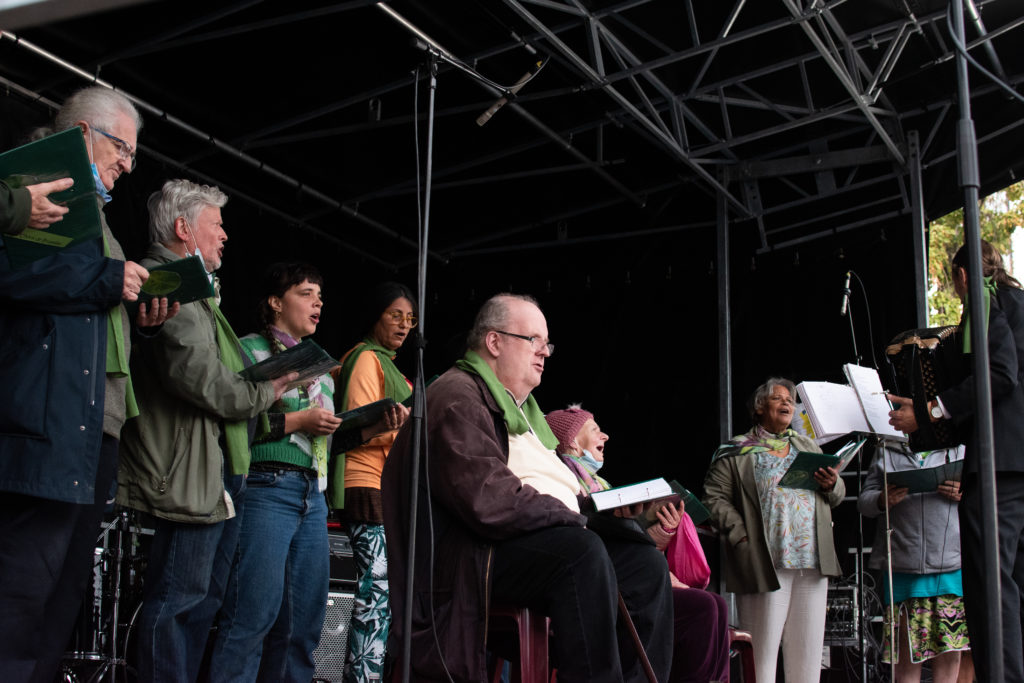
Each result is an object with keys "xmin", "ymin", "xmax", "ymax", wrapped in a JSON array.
[
  {"xmin": 208, "ymin": 468, "xmax": 329, "ymax": 683},
  {"xmin": 136, "ymin": 474, "xmax": 245, "ymax": 683}
]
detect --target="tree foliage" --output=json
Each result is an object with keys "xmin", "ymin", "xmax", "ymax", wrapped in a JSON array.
[{"xmin": 928, "ymin": 181, "xmax": 1024, "ymax": 325}]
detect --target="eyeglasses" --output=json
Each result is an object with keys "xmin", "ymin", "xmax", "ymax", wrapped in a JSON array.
[
  {"xmin": 92, "ymin": 126, "xmax": 137, "ymax": 171},
  {"xmin": 495, "ymin": 330, "xmax": 555, "ymax": 355},
  {"xmin": 385, "ymin": 310, "xmax": 418, "ymax": 328}
]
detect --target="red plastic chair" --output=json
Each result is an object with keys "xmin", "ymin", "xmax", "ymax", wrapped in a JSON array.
[
  {"xmin": 488, "ymin": 605, "xmax": 551, "ymax": 683},
  {"xmin": 488, "ymin": 597, "xmax": 658, "ymax": 683},
  {"xmin": 729, "ymin": 627, "xmax": 757, "ymax": 683}
]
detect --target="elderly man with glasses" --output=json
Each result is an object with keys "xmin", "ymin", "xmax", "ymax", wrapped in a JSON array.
[
  {"xmin": 382, "ymin": 293, "xmax": 673, "ymax": 683},
  {"xmin": 0, "ymin": 86, "xmax": 176, "ymax": 682}
]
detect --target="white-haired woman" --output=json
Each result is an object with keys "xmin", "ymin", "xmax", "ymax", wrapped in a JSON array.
[{"xmin": 702, "ymin": 378, "xmax": 844, "ymax": 683}]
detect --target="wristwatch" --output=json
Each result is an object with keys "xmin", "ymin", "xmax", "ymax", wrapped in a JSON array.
[{"xmin": 928, "ymin": 400, "xmax": 943, "ymax": 421}]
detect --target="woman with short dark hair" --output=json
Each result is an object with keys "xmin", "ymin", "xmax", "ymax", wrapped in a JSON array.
[{"xmin": 703, "ymin": 378, "xmax": 844, "ymax": 683}]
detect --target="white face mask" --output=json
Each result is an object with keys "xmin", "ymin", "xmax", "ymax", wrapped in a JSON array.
[
  {"xmin": 184, "ymin": 223, "xmax": 215, "ymax": 283},
  {"xmin": 580, "ymin": 449, "xmax": 604, "ymax": 471}
]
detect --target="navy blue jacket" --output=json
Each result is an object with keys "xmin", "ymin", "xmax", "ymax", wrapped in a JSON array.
[{"xmin": 0, "ymin": 235, "xmax": 124, "ymax": 503}]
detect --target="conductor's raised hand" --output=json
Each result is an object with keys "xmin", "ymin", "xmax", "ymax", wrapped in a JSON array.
[{"xmin": 886, "ymin": 393, "xmax": 919, "ymax": 434}]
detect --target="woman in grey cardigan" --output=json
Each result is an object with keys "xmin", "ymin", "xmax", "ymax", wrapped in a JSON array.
[
  {"xmin": 858, "ymin": 444, "xmax": 969, "ymax": 682},
  {"xmin": 703, "ymin": 378, "xmax": 845, "ymax": 683}
]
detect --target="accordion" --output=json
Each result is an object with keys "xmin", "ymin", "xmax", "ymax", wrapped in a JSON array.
[{"xmin": 884, "ymin": 325, "xmax": 964, "ymax": 451}]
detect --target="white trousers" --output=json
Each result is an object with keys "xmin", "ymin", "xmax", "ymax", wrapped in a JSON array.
[{"xmin": 735, "ymin": 568, "xmax": 828, "ymax": 683}]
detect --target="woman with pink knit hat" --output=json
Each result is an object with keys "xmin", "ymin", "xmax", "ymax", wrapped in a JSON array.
[{"xmin": 546, "ymin": 405, "xmax": 730, "ymax": 683}]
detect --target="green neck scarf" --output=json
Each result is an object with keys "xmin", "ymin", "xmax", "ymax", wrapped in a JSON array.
[
  {"xmin": 455, "ymin": 350, "xmax": 558, "ymax": 450},
  {"xmin": 337, "ymin": 337, "xmax": 412, "ymax": 412},
  {"xmin": 103, "ymin": 234, "xmax": 137, "ymax": 419},
  {"xmin": 962, "ymin": 275, "xmax": 998, "ymax": 353},
  {"xmin": 210, "ymin": 300, "xmax": 251, "ymax": 476}
]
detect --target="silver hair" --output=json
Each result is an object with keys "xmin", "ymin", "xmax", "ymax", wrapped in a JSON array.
[
  {"xmin": 147, "ymin": 179, "xmax": 228, "ymax": 245},
  {"xmin": 748, "ymin": 377, "xmax": 797, "ymax": 425},
  {"xmin": 55, "ymin": 87, "xmax": 142, "ymax": 135},
  {"xmin": 30, "ymin": 86, "xmax": 142, "ymax": 142},
  {"xmin": 467, "ymin": 293, "xmax": 540, "ymax": 351}
]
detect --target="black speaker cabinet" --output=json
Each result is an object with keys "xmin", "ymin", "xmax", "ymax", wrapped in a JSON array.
[
  {"xmin": 327, "ymin": 528, "xmax": 357, "ymax": 587},
  {"xmin": 313, "ymin": 590, "xmax": 356, "ymax": 682}
]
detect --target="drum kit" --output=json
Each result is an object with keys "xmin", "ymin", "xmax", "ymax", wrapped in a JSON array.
[{"xmin": 59, "ymin": 510, "xmax": 153, "ymax": 683}]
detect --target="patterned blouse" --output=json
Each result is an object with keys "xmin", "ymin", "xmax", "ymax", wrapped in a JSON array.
[{"xmin": 753, "ymin": 448, "xmax": 819, "ymax": 570}]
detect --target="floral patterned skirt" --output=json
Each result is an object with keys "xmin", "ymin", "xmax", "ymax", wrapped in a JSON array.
[{"xmin": 882, "ymin": 594, "xmax": 970, "ymax": 664}]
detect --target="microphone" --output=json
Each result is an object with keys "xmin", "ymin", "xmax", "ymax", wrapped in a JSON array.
[
  {"xmin": 477, "ymin": 61, "xmax": 542, "ymax": 127},
  {"xmin": 840, "ymin": 271, "xmax": 852, "ymax": 316}
]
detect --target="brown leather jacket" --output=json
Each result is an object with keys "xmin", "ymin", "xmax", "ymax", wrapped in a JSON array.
[{"xmin": 382, "ymin": 367, "xmax": 586, "ymax": 682}]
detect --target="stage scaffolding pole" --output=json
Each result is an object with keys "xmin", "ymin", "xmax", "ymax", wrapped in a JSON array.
[
  {"xmin": 951, "ymin": 1, "xmax": 1002, "ymax": 681},
  {"xmin": 907, "ymin": 131, "xmax": 928, "ymax": 329}
]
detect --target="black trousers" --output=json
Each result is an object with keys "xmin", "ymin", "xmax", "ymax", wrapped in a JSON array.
[
  {"xmin": 490, "ymin": 525, "xmax": 673, "ymax": 683},
  {"xmin": 0, "ymin": 434, "xmax": 119, "ymax": 683},
  {"xmin": 959, "ymin": 471, "xmax": 1024, "ymax": 683}
]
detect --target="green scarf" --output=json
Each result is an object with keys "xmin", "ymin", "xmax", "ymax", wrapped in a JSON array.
[
  {"xmin": 337, "ymin": 337, "xmax": 412, "ymax": 411},
  {"xmin": 102, "ymin": 234, "xmax": 137, "ymax": 419},
  {"xmin": 455, "ymin": 350, "xmax": 558, "ymax": 450},
  {"xmin": 962, "ymin": 275, "xmax": 999, "ymax": 353},
  {"xmin": 330, "ymin": 338, "xmax": 412, "ymax": 507},
  {"xmin": 210, "ymin": 300, "xmax": 251, "ymax": 476}
]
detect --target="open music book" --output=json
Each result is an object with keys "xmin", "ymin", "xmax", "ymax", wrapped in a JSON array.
[{"xmin": 794, "ymin": 364, "xmax": 906, "ymax": 444}]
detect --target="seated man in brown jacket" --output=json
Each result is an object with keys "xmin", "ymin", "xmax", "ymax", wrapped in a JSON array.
[{"xmin": 382, "ymin": 293, "xmax": 672, "ymax": 682}]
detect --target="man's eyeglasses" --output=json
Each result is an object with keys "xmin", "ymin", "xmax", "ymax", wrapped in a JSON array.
[
  {"xmin": 495, "ymin": 330, "xmax": 554, "ymax": 355},
  {"xmin": 385, "ymin": 310, "xmax": 418, "ymax": 328},
  {"xmin": 92, "ymin": 126, "xmax": 137, "ymax": 171}
]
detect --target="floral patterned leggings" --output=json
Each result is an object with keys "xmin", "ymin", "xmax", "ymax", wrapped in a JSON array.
[{"xmin": 344, "ymin": 522, "xmax": 391, "ymax": 682}]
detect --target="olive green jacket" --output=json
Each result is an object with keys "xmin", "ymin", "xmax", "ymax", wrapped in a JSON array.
[
  {"xmin": 117, "ymin": 243, "xmax": 275, "ymax": 523},
  {"xmin": 702, "ymin": 432, "xmax": 845, "ymax": 594}
]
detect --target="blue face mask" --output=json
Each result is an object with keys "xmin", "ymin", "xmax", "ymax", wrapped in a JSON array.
[
  {"xmin": 91, "ymin": 163, "xmax": 112, "ymax": 204},
  {"xmin": 580, "ymin": 449, "xmax": 604, "ymax": 471}
]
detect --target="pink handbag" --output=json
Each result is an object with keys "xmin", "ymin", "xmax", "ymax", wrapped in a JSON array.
[{"xmin": 665, "ymin": 512, "xmax": 711, "ymax": 589}]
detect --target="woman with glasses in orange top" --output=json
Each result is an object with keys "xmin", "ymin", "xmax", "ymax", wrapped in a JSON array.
[{"xmin": 330, "ymin": 281, "xmax": 415, "ymax": 682}]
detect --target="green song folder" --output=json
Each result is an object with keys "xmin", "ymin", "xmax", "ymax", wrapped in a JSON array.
[{"xmin": 1, "ymin": 128, "xmax": 101, "ymax": 268}]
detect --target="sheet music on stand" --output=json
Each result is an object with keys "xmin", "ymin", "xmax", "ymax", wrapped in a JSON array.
[
  {"xmin": 795, "ymin": 368, "xmax": 907, "ymax": 445},
  {"xmin": 842, "ymin": 363, "xmax": 907, "ymax": 442}
]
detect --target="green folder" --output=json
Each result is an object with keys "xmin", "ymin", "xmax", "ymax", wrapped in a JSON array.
[
  {"xmin": 886, "ymin": 459, "xmax": 963, "ymax": 494},
  {"xmin": 778, "ymin": 452, "xmax": 841, "ymax": 490},
  {"xmin": 1, "ymin": 128, "xmax": 101, "ymax": 268},
  {"xmin": 137, "ymin": 256, "xmax": 215, "ymax": 306}
]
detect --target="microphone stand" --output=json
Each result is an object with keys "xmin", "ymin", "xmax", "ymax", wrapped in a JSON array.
[
  {"xmin": 879, "ymin": 446, "xmax": 897, "ymax": 683},
  {"xmin": 377, "ymin": 6, "xmax": 520, "ymax": 681},
  {"xmin": 398, "ymin": 47, "xmax": 436, "ymax": 683}
]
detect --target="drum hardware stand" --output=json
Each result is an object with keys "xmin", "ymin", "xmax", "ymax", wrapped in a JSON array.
[{"xmin": 61, "ymin": 509, "xmax": 141, "ymax": 683}]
